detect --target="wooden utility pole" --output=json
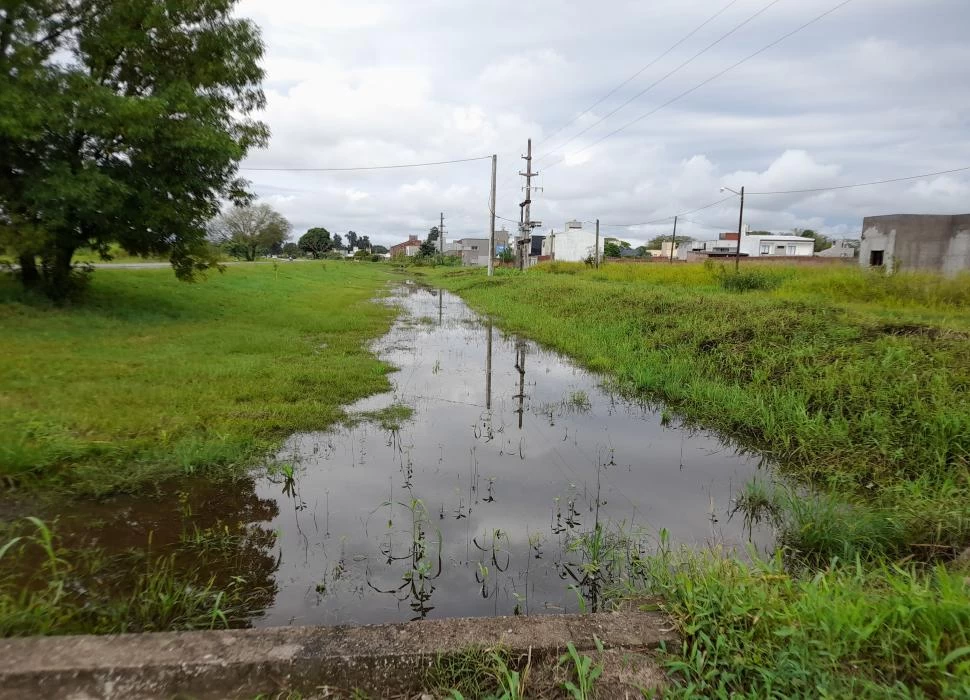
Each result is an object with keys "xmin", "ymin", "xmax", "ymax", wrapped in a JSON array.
[
  {"xmin": 518, "ymin": 138, "xmax": 536, "ymax": 270},
  {"xmin": 669, "ymin": 215, "xmax": 678, "ymax": 263},
  {"xmin": 593, "ymin": 219, "xmax": 600, "ymax": 267},
  {"xmin": 488, "ymin": 154, "xmax": 497, "ymax": 277},
  {"xmin": 734, "ymin": 186, "xmax": 745, "ymax": 271}
]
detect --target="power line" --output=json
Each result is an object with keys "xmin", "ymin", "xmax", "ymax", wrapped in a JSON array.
[
  {"xmin": 602, "ymin": 195, "xmax": 739, "ymax": 228},
  {"xmin": 239, "ymin": 155, "xmax": 492, "ymax": 172},
  {"xmin": 536, "ymin": 0, "xmax": 783, "ymax": 163},
  {"xmin": 545, "ymin": 0, "xmax": 855, "ymax": 173},
  {"xmin": 535, "ymin": 0, "xmax": 743, "ymax": 156},
  {"xmin": 747, "ymin": 165, "xmax": 970, "ymax": 195}
]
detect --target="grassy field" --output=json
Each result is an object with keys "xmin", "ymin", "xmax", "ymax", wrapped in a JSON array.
[
  {"xmin": 0, "ymin": 262, "xmax": 396, "ymax": 495},
  {"xmin": 419, "ymin": 261, "xmax": 970, "ymax": 697}
]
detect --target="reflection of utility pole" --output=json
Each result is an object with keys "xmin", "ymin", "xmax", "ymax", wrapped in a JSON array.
[
  {"xmin": 485, "ymin": 321, "xmax": 493, "ymax": 410},
  {"xmin": 514, "ymin": 341, "xmax": 526, "ymax": 430},
  {"xmin": 438, "ymin": 289, "xmax": 443, "ymax": 325}
]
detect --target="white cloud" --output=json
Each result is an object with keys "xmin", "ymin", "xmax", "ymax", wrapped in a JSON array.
[{"xmin": 231, "ymin": 0, "xmax": 970, "ymax": 247}]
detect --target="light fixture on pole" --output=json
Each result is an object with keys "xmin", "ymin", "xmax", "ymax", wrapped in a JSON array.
[{"xmin": 720, "ymin": 185, "xmax": 745, "ymax": 271}]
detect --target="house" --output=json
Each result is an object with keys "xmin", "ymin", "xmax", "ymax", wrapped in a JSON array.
[
  {"xmin": 390, "ymin": 234, "xmax": 421, "ymax": 257},
  {"xmin": 859, "ymin": 214, "xmax": 970, "ymax": 275},
  {"xmin": 818, "ymin": 239, "xmax": 859, "ymax": 258},
  {"xmin": 677, "ymin": 230, "xmax": 814, "ymax": 259},
  {"xmin": 541, "ymin": 220, "xmax": 605, "ymax": 262},
  {"xmin": 452, "ymin": 228, "xmax": 510, "ymax": 266}
]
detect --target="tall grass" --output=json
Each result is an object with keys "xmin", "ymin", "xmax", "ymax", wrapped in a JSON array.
[{"xmin": 0, "ymin": 263, "xmax": 397, "ymax": 494}]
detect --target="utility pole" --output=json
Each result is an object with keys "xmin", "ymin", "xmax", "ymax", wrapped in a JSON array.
[
  {"xmin": 593, "ymin": 219, "xmax": 600, "ymax": 267},
  {"xmin": 488, "ymin": 154, "xmax": 497, "ymax": 277},
  {"xmin": 439, "ymin": 212, "xmax": 445, "ymax": 254},
  {"xmin": 734, "ymin": 186, "xmax": 745, "ymax": 271},
  {"xmin": 518, "ymin": 138, "xmax": 536, "ymax": 271},
  {"xmin": 669, "ymin": 215, "xmax": 678, "ymax": 263}
]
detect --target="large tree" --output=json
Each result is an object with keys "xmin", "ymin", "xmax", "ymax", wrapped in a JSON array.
[
  {"xmin": 0, "ymin": 0, "xmax": 267, "ymax": 299},
  {"xmin": 646, "ymin": 234, "xmax": 693, "ymax": 249},
  {"xmin": 795, "ymin": 228, "xmax": 833, "ymax": 252},
  {"xmin": 358, "ymin": 235, "xmax": 371, "ymax": 251},
  {"xmin": 345, "ymin": 230, "xmax": 359, "ymax": 251},
  {"xmin": 330, "ymin": 233, "xmax": 343, "ymax": 251},
  {"xmin": 210, "ymin": 204, "xmax": 290, "ymax": 261},
  {"xmin": 297, "ymin": 227, "xmax": 331, "ymax": 258}
]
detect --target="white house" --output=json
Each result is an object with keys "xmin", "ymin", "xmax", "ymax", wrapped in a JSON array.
[
  {"xmin": 740, "ymin": 234, "xmax": 815, "ymax": 257},
  {"xmin": 542, "ymin": 220, "xmax": 605, "ymax": 262}
]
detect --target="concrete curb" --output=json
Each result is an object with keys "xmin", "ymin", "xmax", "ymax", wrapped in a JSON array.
[{"xmin": 0, "ymin": 610, "xmax": 677, "ymax": 699}]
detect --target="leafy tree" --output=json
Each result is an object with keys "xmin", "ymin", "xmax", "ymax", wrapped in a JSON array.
[
  {"xmin": 210, "ymin": 204, "xmax": 290, "ymax": 262},
  {"xmin": 418, "ymin": 239, "xmax": 438, "ymax": 257},
  {"xmin": 635, "ymin": 246, "xmax": 650, "ymax": 257},
  {"xmin": 358, "ymin": 235, "xmax": 371, "ymax": 251},
  {"xmin": 331, "ymin": 233, "xmax": 343, "ymax": 251},
  {"xmin": 281, "ymin": 242, "xmax": 299, "ymax": 258},
  {"xmin": 795, "ymin": 228, "xmax": 833, "ymax": 252},
  {"xmin": 646, "ymin": 235, "xmax": 693, "ymax": 249},
  {"xmin": 352, "ymin": 249, "xmax": 371, "ymax": 259},
  {"xmin": 297, "ymin": 227, "xmax": 331, "ymax": 258},
  {"xmin": 371, "ymin": 244, "xmax": 389, "ymax": 255},
  {"xmin": 345, "ymin": 231, "xmax": 359, "ymax": 251},
  {"xmin": 427, "ymin": 226, "xmax": 439, "ymax": 243},
  {"xmin": 0, "ymin": 0, "xmax": 267, "ymax": 299},
  {"xmin": 603, "ymin": 241, "xmax": 622, "ymax": 258}
]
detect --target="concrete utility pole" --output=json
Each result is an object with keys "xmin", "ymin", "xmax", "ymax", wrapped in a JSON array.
[
  {"xmin": 518, "ymin": 138, "xmax": 536, "ymax": 271},
  {"xmin": 593, "ymin": 219, "xmax": 600, "ymax": 267},
  {"xmin": 669, "ymin": 215, "xmax": 678, "ymax": 263},
  {"xmin": 488, "ymin": 154, "xmax": 497, "ymax": 277},
  {"xmin": 439, "ymin": 212, "xmax": 445, "ymax": 254},
  {"xmin": 734, "ymin": 187, "xmax": 745, "ymax": 271}
]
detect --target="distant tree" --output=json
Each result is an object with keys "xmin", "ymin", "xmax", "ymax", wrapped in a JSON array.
[
  {"xmin": 358, "ymin": 235, "xmax": 371, "ymax": 251},
  {"xmin": 427, "ymin": 226, "xmax": 440, "ymax": 243},
  {"xmin": 0, "ymin": 0, "xmax": 267, "ymax": 299},
  {"xmin": 603, "ymin": 241, "xmax": 622, "ymax": 258},
  {"xmin": 282, "ymin": 242, "xmax": 300, "ymax": 258},
  {"xmin": 795, "ymin": 228, "xmax": 833, "ymax": 252},
  {"xmin": 346, "ymin": 231, "xmax": 359, "ymax": 251},
  {"xmin": 298, "ymin": 227, "xmax": 332, "ymax": 258},
  {"xmin": 331, "ymin": 233, "xmax": 344, "ymax": 251},
  {"xmin": 418, "ymin": 239, "xmax": 438, "ymax": 257},
  {"xmin": 353, "ymin": 249, "xmax": 371, "ymax": 259},
  {"xmin": 371, "ymin": 244, "xmax": 389, "ymax": 255},
  {"xmin": 646, "ymin": 235, "xmax": 693, "ymax": 249},
  {"xmin": 635, "ymin": 246, "xmax": 650, "ymax": 257},
  {"xmin": 210, "ymin": 205, "xmax": 291, "ymax": 262}
]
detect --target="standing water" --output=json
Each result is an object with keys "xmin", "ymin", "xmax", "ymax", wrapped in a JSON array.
[
  {"xmin": 34, "ymin": 283, "xmax": 770, "ymax": 628},
  {"xmin": 258, "ymin": 283, "xmax": 767, "ymax": 625}
]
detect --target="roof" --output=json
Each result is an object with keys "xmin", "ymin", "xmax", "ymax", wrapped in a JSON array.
[{"xmin": 746, "ymin": 234, "xmax": 814, "ymax": 242}]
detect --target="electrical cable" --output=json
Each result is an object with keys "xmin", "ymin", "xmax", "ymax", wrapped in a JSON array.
[
  {"xmin": 747, "ymin": 165, "xmax": 970, "ymax": 195},
  {"xmin": 544, "ymin": 0, "xmax": 855, "ymax": 173},
  {"xmin": 239, "ymin": 155, "xmax": 492, "ymax": 172},
  {"xmin": 535, "ymin": 0, "xmax": 743, "ymax": 155},
  {"xmin": 536, "ymin": 0, "xmax": 784, "ymax": 163}
]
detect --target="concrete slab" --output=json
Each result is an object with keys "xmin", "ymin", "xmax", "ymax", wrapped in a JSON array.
[{"xmin": 0, "ymin": 610, "xmax": 677, "ymax": 699}]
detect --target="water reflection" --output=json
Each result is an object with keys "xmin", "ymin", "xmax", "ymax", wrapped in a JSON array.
[{"xmin": 256, "ymin": 285, "xmax": 771, "ymax": 626}]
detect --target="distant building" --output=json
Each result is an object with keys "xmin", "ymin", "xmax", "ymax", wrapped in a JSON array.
[
  {"xmin": 452, "ymin": 228, "xmax": 510, "ymax": 266},
  {"xmin": 680, "ymin": 230, "xmax": 814, "ymax": 258},
  {"xmin": 541, "ymin": 220, "xmax": 605, "ymax": 262},
  {"xmin": 860, "ymin": 215, "xmax": 970, "ymax": 275},
  {"xmin": 390, "ymin": 234, "xmax": 421, "ymax": 257},
  {"xmin": 817, "ymin": 239, "xmax": 859, "ymax": 258}
]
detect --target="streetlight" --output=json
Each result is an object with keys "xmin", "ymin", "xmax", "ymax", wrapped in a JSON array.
[{"xmin": 721, "ymin": 185, "xmax": 745, "ymax": 271}]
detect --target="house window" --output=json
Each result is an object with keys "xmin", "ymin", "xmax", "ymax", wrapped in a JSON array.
[
  {"xmin": 787, "ymin": 245, "xmax": 796, "ymax": 255},
  {"xmin": 869, "ymin": 250, "xmax": 884, "ymax": 267},
  {"xmin": 470, "ymin": 245, "xmax": 478, "ymax": 250},
  {"xmin": 759, "ymin": 243, "xmax": 771, "ymax": 255}
]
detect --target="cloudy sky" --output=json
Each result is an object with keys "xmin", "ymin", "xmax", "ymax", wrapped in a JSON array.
[{"xmin": 235, "ymin": 0, "xmax": 970, "ymax": 248}]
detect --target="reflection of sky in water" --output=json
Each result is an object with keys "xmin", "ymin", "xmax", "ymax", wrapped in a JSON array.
[{"xmin": 258, "ymin": 284, "xmax": 770, "ymax": 627}]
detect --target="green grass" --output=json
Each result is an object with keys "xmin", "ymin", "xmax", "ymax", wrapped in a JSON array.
[
  {"xmin": 0, "ymin": 262, "xmax": 396, "ymax": 495},
  {"xmin": 420, "ymin": 262, "xmax": 970, "ymax": 696}
]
